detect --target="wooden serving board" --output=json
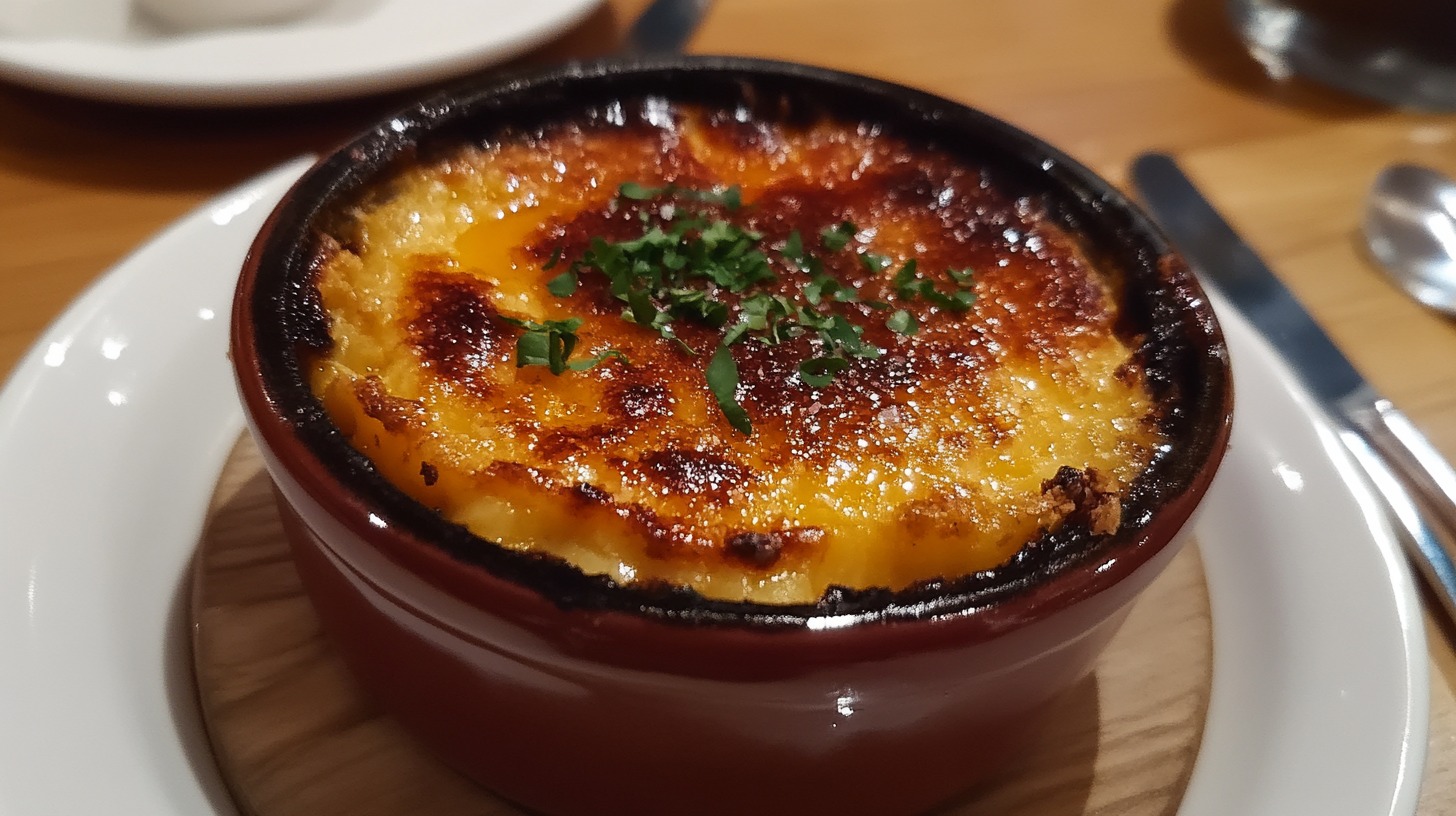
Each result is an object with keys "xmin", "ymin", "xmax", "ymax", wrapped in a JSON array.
[{"xmin": 191, "ymin": 435, "xmax": 1213, "ymax": 816}]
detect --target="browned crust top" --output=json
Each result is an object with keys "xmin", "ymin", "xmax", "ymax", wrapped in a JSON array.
[
  {"xmin": 394, "ymin": 111, "xmax": 1124, "ymax": 468},
  {"xmin": 307, "ymin": 98, "xmax": 1161, "ymax": 597}
]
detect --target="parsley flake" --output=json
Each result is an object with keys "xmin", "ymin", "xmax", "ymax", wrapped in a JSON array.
[
  {"xmin": 859, "ymin": 252, "xmax": 891, "ymax": 273},
  {"xmin": 617, "ymin": 181, "xmax": 744, "ymax": 211},
  {"xmin": 568, "ymin": 349, "xmax": 630, "ymax": 371},
  {"xmin": 706, "ymin": 344, "xmax": 752, "ymax": 435},
  {"xmin": 798, "ymin": 355, "xmax": 850, "ymax": 388},
  {"xmin": 617, "ymin": 181, "xmax": 657, "ymax": 200},
  {"xmin": 781, "ymin": 230, "xmax": 806, "ymax": 262},
  {"xmin": 886, "ymin": 309, "xmax": 919, "ymax": 336},
  {"xmin": 500, "ymin": 317, "xmax": 588, "ymax": 375},
  {"xmin": 546, "ymin": 268, "xmax": 578, "ymax": 297},
  {"xmin": 819, "ymin": 221, "xmax": 856, "ymax": 252}
]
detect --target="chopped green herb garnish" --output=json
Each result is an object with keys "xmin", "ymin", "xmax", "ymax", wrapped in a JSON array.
[
  {"xmin": 617, "ymin": 181, "xmax": 656, "ymax": 200},
  {"xmin": 948, "ymin": 288, "xmax": 978, "ymax": 309},
  {"xmin": 822, "ymin": 314, "xmax": 879, "ymax": 359},
  {"xmin": 617, "ymin": 181, "xmax": 744, "ymax": 211},
  {"xmin": 892, "ymin": 259, "xmax": 921, "ymax": 299},
  {"xmin": 819, "ymin": 221, "xmax": 856, "ymax": 252},
  {"xmin": 733, "ymin": 291, "xmax": 794, "ymax": 343},
  {"xmin": 886, "ymin": 309, "xmax": 919, "ymax": 336},
  {"xmin": 513, "ymin": 329, "xmax": 554, "ymax": 369},
  {"xmin": 567, "ymin": 349, "xmax": 631, "ymax": 371},
  {"xmin": 620, "ymin": 288, "xmax": 651, "ymax": 325},
  {"xmin": 706, "ymin": 344, "xmax": 752, "ymax": 435},
  {"xmin": 511, "ymin": 184, "xmax": 976, "ymax": 433},
  {"xmin": 500, "ymin": 316, "xmax": 587, "ymax": 375},
  {"xmin": 802, "ymin": 272, "xmax": 837, "ymax": 305},
  {"xmin": 859, "ymin": 252, "xmax": 891, "ymax": 273},
  {"xmin": 546, "ymin": 268, "xmax": 578, "ymax": 297},
  {"xmin": 798, "ymin": 355, "xmax": 850, "ymax": 388},
  {"xmin": 891, "ymin": 259, "xmax": 977, "ymax": 311},
  {"xmin": 781, "ymin": 230, "xmax": 806, "ymax": 262}
]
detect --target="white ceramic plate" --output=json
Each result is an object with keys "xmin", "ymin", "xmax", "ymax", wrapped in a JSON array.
[
  {"xmin": 1178, "ymin": 286, "xmax": 1427, "ymax": 816},
  {"xmin": 0, "ymin": 0, "xmax": 600, "ymax": 105},
  {"xmin": 0, "ymin": 160, "xmax": 1427, "ymax": 815}
]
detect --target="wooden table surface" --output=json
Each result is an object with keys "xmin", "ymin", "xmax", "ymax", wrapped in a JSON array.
[{"xmin": 1, "ymin": 0, "xmax": 1453, "ymax": 811}]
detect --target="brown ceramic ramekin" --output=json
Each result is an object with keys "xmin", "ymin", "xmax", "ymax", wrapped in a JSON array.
[{"xmin": 230, "ymin": 57, "xmax": 1233, "ymax": 816}]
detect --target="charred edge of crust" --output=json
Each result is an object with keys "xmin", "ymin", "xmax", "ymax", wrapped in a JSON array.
[
  {"xmin": 1136, "ymin": 253, "xmax": 1198, "ymax": 416},
  {"xmin": 1038, "ymin": 466, "xmax": 1121, "ymax": 537},
  {"xmin": 1112, "ymin": 348, "xmax": 1146, "ymax": 389},
  {"xmin": 288, "ymin": 233, "xmax": 338, "ymax": 353}
]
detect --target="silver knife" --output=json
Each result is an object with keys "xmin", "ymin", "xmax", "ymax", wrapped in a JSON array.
[
  {"xmin": 1132, "ymin": 151, "xmax": 1456, "ymax": 624},
  {"xmin": 621, "ymin": 0, "xmax": 714, "ymax": 55}
]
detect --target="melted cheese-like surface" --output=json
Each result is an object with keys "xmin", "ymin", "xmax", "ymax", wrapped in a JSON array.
[{"xmin": 309, "ymin": 101, "xmax": 1165, "ymax": 604}]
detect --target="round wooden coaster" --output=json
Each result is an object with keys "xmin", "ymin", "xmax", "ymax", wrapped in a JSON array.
[{"xmin": 192, "ymin": 435, "xmax": 1212, "ymax": 816}]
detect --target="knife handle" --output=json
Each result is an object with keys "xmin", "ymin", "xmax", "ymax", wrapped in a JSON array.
[{"xmin": 1341, "ymin": 391, "xmax": 1456, "ymax": 621}]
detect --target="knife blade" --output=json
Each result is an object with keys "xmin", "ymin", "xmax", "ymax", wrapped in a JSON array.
[
  {"xmin": 621, "ymin": 0, "xmax": 713, "ymax": 55},
  {"xmin": 1132, "ymin": 151, "xmax": 1456, "ymax": 625}
]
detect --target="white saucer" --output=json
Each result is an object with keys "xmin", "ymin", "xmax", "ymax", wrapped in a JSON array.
[
  {"xmin": 0, "ymin": 159, "xmax": 1427, "ymax": 814},
  {"xmin": 0, "ymin": 0, "xmax": 600, "ymax": 105}
]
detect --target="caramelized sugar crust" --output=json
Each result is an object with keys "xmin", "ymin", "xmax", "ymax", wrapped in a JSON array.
[{"xmin": 307, "ymin": 99, "xmax": 1166, "ymax": 604}]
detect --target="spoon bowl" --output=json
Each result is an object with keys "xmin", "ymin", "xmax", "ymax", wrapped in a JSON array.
[{"xmin": 1363, "ymin": 162, "xmax": 1456, "ymax": 316}]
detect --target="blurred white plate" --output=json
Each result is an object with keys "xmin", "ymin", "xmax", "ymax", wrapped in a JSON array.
[
  {"xmin": 0, "ymin": 0, "xmax": 600, "ymax": 105},
  {"xmin": 0, "ymin": 159, "xmax": 1427, "ymax": 814}
]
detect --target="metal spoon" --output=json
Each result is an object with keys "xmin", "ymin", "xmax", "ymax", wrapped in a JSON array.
[{"xmin": 1363, "ymin": 163, "xmax": 1456, "ymax": 315}]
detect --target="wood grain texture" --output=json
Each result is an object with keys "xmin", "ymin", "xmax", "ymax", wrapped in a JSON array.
[
  {"xmin": 193, "ymin": 436, "xmax": 1211, "ymax": 816},
  {"xmin": 2, "ymin": 0, "xmax": 1454, "ymax": 809}
]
